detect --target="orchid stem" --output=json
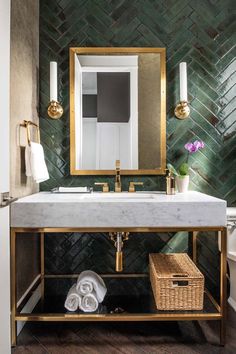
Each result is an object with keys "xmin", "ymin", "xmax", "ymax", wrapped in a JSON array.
[{"xmin": 187, "ymin": 152, "xmax": 189, "ymax": 164}]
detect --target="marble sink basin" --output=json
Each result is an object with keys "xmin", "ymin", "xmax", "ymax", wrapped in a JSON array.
[
  {"xmin": 82, "ymin": 192, "xmax": 159, "ymax": 200},
  {"xmin": 11, "ymin": 191, "xmax": 226, "ymax": 228}
]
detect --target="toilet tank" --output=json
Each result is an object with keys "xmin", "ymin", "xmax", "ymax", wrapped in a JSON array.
[{"xmin": 227, "ymin": 207, "xmax": 236, "ymax": 257}]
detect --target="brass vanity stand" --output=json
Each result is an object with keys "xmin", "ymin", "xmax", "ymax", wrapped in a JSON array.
[{"xmin": 10, "ymin": 226, "xmax": 227, "ymax": 347}]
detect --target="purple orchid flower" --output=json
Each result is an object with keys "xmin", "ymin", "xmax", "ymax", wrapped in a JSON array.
[{"xmin": 184, "ymin": 140, "xmax": 205, "ymax": 153}]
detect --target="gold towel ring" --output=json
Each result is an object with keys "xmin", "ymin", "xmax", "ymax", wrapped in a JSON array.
[{"xmin": 20, "ymin": 120, "xmax": 40, "ymax": 145}]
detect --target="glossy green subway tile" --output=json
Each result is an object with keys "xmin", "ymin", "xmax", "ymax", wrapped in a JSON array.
[{"xmin": 39, "ymin": 0, "xmax": 236, "ymax": 294}]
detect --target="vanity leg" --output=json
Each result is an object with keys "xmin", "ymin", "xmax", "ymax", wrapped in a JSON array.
[
  {"xmin": 10, "ymin": 230, "xmax": 17, "ymax": 347},
  {"xmin": 40, "ymin": 232, "xmax": 45, "ymax": 303},
  {"xmin": 220, "ymin": 227, "xmax": 227, "ymax": 346},
  {"xmin": 189, "ymin": 231, "xmax": 198, "ymax": 264},
  {"xmin": 192, "ymin": 231, "xmax": 198, "ymax": 264}
]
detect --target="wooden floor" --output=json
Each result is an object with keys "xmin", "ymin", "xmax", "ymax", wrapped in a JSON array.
[{"xmin": 13, "ymin": 306, "xmax": 236, "ymax": 354}]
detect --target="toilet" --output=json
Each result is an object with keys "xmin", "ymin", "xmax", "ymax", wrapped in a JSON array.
[{"xmin": 227, "ymin": 207, "xmax": 236, "ymax": 311}]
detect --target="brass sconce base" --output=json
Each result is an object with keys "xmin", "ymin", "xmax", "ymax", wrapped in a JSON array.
[
  {"xmin": 47, "ymin": 100, "xmax": 63, "ymax": 119},
  {"xmin": 174, "ymin": 101, "xmax": 190, "ymax": 119}
]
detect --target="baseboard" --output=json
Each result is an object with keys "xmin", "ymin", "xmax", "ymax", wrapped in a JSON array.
[
  {"xmin": 228, "ymin": 296, "xmax": 236, "ymax": 312},
  {"xmin": 17, "ymin": 277, "xmax": 41, "ymax": 336}
]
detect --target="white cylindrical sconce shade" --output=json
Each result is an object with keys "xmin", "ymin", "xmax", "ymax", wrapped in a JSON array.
[
  {"xmin": 50, "ymin": 61, "xmax": 58, "ymax": 101},
  {"xmin": 179, "ymin": 62, "xmax": 187, "ymax": 102}
]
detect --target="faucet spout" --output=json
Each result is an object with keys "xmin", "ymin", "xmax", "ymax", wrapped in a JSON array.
[{"xmin": 115, "ymin": 160, "xmax": 121, "ymax": 192}]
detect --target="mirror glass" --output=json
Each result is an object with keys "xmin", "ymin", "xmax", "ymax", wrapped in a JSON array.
[{"xmin": 70, "ymin": 48, "xmax": 166, "ymax": 175}]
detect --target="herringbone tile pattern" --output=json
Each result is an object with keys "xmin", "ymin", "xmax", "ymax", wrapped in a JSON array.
[
  {"xmin": 39, "ymin": 0, "xmax": 236, "ymax": 203},
  {"xmin": 39, "ymin": 0, "xmax": 236, "ymax": 293},
  {"xmin": 45, "ymin": 232, "xmax": 175, "ymax": 275}
]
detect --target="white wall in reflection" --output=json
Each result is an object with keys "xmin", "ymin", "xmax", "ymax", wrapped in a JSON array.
[{"xmin": 75, "ymin": 55, "xmax": 138, "ymax": 170}]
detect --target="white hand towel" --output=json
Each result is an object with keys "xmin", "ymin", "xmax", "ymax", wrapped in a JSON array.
[
  {"xmin": 25, "ymin": 142, "xmax": 49, "ymax": 183},
  {"xmin": 76, "ymin": 270, "xmax": 107, "ymax": 303},
  {"xmin": 64, "ymin": 284, "xmax": 82, "ymax": 312},
  {"xmin": 80, "ymin": 291, "xmax": 99, "ymax": 312}
]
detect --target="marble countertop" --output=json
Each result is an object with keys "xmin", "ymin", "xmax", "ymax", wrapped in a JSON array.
[{"xmin": 11, "ymin": 191, "xmax": 227, "ymax": 228}]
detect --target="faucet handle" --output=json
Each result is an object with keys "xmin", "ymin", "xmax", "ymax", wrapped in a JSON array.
[
  {"xmin": 115, "ymin": 160, "xmax": 120, "ymax": 169},
  {"xmin": 94, "ymin": 182, "xmax": 109, "ymax": 193},
  {"xmin": 129, "ymin": 182, "xmax": 144, "ymax": 193}
]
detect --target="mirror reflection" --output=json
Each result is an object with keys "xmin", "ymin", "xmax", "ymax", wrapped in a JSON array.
[
  {"xmin": 70, "ymin": 49, "xmax": 166, "ymax": 175},
  {"xmin": 82, "ymin": 67, "xmax": 135, "ymax": 170}
]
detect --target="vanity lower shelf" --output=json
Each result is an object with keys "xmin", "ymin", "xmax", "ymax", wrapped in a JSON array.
[
  {"xmin": 11, "ymin": 225, "xmax": 227, "ymax": 346},
  {"xmin": 16, "ymin": 277, "xmax": 220, "ymax": 322}
]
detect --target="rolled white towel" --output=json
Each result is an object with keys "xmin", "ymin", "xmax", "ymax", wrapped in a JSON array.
[
  {"xmin": 64, "ymin": 284, "xmax": 82, "ymax": 312},
  {"xmin": 80, "ymin": 291, "xmax": 99, "ymax": 312},
  {"xmin": 76, "ymin": 270, "xmax": 107, "ymax": 303}
]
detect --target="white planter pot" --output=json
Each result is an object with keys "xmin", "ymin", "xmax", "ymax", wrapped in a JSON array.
[{"xmin": 176, "ymin": 175, "xmax": 189, "ymax": 193}]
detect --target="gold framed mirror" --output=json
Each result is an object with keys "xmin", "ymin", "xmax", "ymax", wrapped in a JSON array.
[{"xmin": 70, "ymin": 47, "xmax": 166, "ymax": 175}]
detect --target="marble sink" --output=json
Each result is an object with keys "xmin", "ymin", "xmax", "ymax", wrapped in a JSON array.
[
  {"xmin": 11, "ymin": 191, "xmax": 226, "ymax": 228},
  {"xmin": 80, "ymin": 192, "xmax": 158, "ymax": 200}
]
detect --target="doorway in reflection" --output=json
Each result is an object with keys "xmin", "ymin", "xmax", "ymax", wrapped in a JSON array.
[{"xmin": 75, "ymin": 55, "xmax": 138, "ymax": 170}]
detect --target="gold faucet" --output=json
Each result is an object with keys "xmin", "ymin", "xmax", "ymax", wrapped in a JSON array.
[
  {"xmin": 129, "ymin": 181, "xmax": 144, "ymax": 193},
  {"xmin": 115, "ymin": 160, "xmax": 122, "ymax": 192},
  {"xmin": 94, "ymin": 182, "xmax": 109, "ymax": 193}
]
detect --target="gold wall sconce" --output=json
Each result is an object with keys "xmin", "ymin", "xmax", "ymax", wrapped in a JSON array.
[
  {"xmin": 47, "ymin": 61, "xmax": 63, "ymax": 119},
  {"xmin": 174, "ymin": 62, "xmax": 190, "ymax": 119}
]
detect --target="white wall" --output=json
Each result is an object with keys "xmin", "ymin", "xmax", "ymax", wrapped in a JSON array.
[
  {"xmin": 0, "ymin": 1, "xmax": 10, "ymax": 193},
  {"xmin": 96, "ymin": 123, "xmax": 132, "ymax": 169},
  {"xmin": 0, "ymin": 0, "xmax": 11, "ymax": 352},
  {"xmin": 82, "ymin": 118, "xmax": 97, "ymax": 169}
]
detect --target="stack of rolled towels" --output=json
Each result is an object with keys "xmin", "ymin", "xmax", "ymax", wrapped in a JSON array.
[{"xmin": 64, "ymin": 270, "xmax": 107, "ymax": 313}]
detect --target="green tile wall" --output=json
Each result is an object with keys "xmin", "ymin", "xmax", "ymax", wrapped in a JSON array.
[
  {"xmin": 39, "ymin": 0, "xmax": 235, "ymax": 294},
  {"xmin": 39, "ymin": 0, "xmax": 236, "ymax": 202}
]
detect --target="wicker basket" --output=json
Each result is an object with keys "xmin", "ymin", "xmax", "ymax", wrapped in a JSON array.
[{"xmin": 149, "ymin": 253, "xmax": 204, "ymax": 311}]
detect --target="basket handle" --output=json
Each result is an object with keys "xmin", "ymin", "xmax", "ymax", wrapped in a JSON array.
[
  {"xmin": 171, "ymin": 274, "xmax": 189, "ymax": 287},
  {"xmin": 172, "ymin": 280, "xmax": 189, "ymax": 287}
]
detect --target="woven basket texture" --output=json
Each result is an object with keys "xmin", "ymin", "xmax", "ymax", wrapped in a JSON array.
[{"xmin": 149, "ymin": 253, "xmax": 204, "ymax": 310}]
